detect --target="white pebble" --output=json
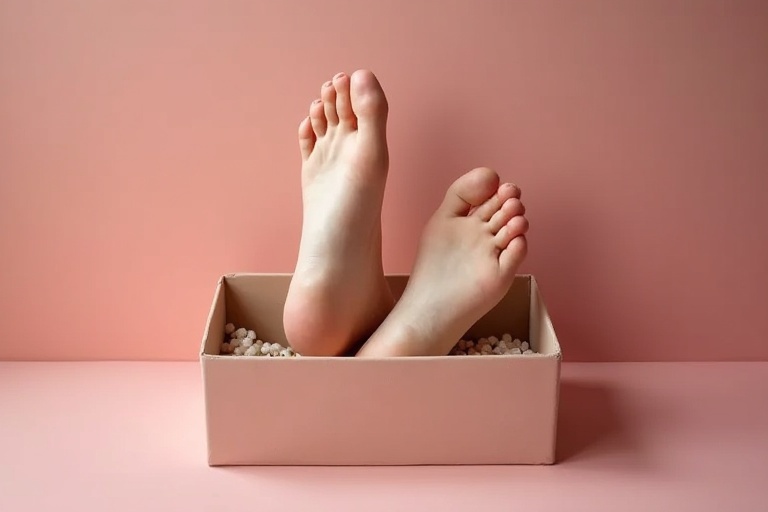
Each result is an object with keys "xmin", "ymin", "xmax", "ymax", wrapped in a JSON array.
[
  {"xmin": 454, "ymin": 350, "xmax": 467, "ymax": 356},
  {"xmin": 481, "ymin": 345, "xmax": 493, "ymax": 354},
  {"xmin": 246, "ymin": 330, "xmax": 256, "ymax": 339},
  {"xmin": 260, "ymin": 344, "xmax": 270, "ymax": 355},
  {"xmin": 510, "ymin": 348, "xmax": 522, "ymax": 355},
  {"xmin": 465, "ymin": 340, "xmax": 475, "ymax": 349},
  {"xmin": 521, "ymin": 341, "xmax": 530, "ymax": 352},
  {"xmin": 279, "ymin": 349, "xmax": 290, "ymax": 357},
  {"xmin": 513, "ymin": 338, "xmax": 522, "ymax": 349},
  {"xmin": 492, "ymin": 347, "xmax": 503, "ymax": 355},
  {"xmin": 241, "ymin": 338, "xmax": 254, "ymax": 348},
  {"xmin": 478, "ymin": 337, "xmax": 488, "ymax": 346},
  {"xmin": 467, "ymin": 348, "xmax": 478, "ymax": 355},
  {"xmin": 502, "ymin": 333, "xmax": 512, "ymax": 343},
  {"xmin": 269, "ymin": 345, "xmax": 280, "ymax": 356},
  {"xmin": 524, "ymin": 349, "xmax": 534, "ymax": 355},
  {"xmin": 234, "ymin": 327, "xmax": 247, "ymax": 339},
  {"xmin": 488, "ymin": 336, "xmax": 499, "ymax": 346},
  {"xmin": 225, "ymin": 323, "xmax": 235, "ymax": 335},
  {"xmin": 245, "ymin": 346, "xmax": 258, "ymax": 356},
  {"xmin": 229, "ymin": 338, "xmax": 241, "ymax": 348},
  {"xmin": 220, "ymin": 342, "xmax": 230, "ymax": 354},
  {"xmin": 233, "ymin": 346, "xmax": 245, "ymax": 356},
  {"xmin": 285, "ymin": 347, "xmax": 295, "ymax": 356},
  {"xmin": 457, "ymin": 339, "xmax": 467, "ymax": 350}
]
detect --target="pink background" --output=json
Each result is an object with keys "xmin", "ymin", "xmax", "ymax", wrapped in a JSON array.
[{"xmin": 1, "ymin": 0, "xmax": 766, "ymax": 362}]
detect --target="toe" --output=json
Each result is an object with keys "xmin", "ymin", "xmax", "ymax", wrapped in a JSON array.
[
  {"xmin": 472, "ymin": 182, "xmax": 521, "ymax": 221},
  {"xmin": 350, "ymin": 70, "xmax": 388, "ymax": 137},
  {"xmin": 321, "ymin": 81, "xmax": 339, "ymax": 126},
  {"xmin": 298, "ymin": 116, "xmax": 315, "ymax": 160},
  {"xmin": 494, "ymin": 215, "xmax": 529, "ymax": 249},
  {"xmin": 333, "ymin": 73, "xmax": 355, "ymax": 127},
  {"xmin": 309, "ymin": 99, "xmax": 327, "ymax": 136},
  {"xmin": 440, "ymin": 167, "xmax": 500, "ymax": 216},
  {"xmin": 499, "ymin": 236, "xmax": 528, "ymax": 278},
  {"xmin": 487, "ymin": 198, "xmax": 525, "ymax": 234}
]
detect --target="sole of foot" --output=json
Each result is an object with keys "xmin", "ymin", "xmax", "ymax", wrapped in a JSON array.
[
  {"xmin": 357, "ymin": 167, "xmax": 529, "ymax": 357},
  {"xmin": 283, "ymin": 70, "xmax": 395, "ymax": 356}
]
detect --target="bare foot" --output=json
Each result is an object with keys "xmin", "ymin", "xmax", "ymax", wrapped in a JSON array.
[
  {"xmin": 357, "ymin": 167, "xmax": 528, "ymax": 357},
  {"xmin": 283, "ymin": 70, "xmax": 395, "ymax": 356}
]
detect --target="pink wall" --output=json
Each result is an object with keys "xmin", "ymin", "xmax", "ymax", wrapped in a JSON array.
[{"xmin": 1, "ymin": 0, "xmax": 766, "ymax": 362}]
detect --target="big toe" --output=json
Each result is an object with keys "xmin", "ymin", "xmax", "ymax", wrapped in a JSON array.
[
  {"xmin": 350, "ymin": 70, "xmax": 388, "ymax": 133},
  {"xmin": 440, "ymin": 167, "xmax": 500, "ymax": 217}
]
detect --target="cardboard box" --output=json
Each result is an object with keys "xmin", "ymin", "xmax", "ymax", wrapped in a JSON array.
[{"xmin": 200, "ymin": 273, "xmax": 562, "ymax": 466}]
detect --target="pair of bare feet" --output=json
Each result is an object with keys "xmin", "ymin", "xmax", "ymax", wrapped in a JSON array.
[{"xmin": 282, "ymin": 70, "xmax": 529, "ymax": 357}]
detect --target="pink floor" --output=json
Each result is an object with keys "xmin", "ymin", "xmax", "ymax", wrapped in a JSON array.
[{"xmin": 2, "ymin": 362, "xmax": 767, "ymax": 511}]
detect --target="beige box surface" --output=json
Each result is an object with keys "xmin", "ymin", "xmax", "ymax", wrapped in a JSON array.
[{"xmin": 200, "ymin": 273, "xmax": 562, "ymax": 466}]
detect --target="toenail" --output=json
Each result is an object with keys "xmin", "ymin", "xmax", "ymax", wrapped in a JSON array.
[
  {"xmin": 313, "ymin": 99, "xmax": 322, "ymax": 104},
  {"xmin": 334, "ymin": 72, "xmax": 345, "ymax": 79},
  {"xmin": 323, "ymin": 81, "xmax": 332, "ymax": 88}
]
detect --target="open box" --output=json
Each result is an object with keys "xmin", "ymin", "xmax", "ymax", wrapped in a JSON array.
[{"xmin": 200, "ymin": 273, "xmax": 562, "ymax": 466}]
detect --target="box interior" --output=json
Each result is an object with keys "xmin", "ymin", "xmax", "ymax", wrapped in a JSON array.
[{"xmin": 202, "ymin": 274, "xmax": 560, "ymax": 357}]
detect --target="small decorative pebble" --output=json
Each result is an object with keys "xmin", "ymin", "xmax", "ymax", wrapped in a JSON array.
[
  {"xmin": 220, "ymin": 324, "xmax": 301, "ymax": 357},
  {"xmin": 448, "ymin": 334, "xmax": 537, "ymax": 356}
]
